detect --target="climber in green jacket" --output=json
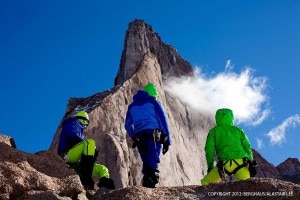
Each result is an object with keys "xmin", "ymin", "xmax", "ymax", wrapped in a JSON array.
[{"xmin": 201, "ymin": 108, "xmax": 257, "ymax": 185}]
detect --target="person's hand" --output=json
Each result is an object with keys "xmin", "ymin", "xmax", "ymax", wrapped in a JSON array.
[
  {"xmin": 131, "ymin": 137, "xmax": 139, "ymax": 148},
  {"xmin": 162, "ymin": 143, "xmax": 169, "ymax": 155},
  {"xmin": 249, "ymin": 160, "xmax": 258, "ymax": 177},
  {"xmin": 160, "ymin": 134, "xmax": 168, "ymax": 144}
]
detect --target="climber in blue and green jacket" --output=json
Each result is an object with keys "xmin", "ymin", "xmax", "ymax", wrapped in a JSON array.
[
  {"xmin": 58, "ymin": 111, "xmax": 115, "ymax": 190},
  {"xmin": 125, "ymin": 83, "xmax": 171, "ymax": 188}
]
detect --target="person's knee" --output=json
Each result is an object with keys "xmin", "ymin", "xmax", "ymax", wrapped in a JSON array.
[
  {"xmin": 200, "ymin": 179, "xmax": 209, "ymax": 186},
  {"xmin": 200, "ymin": 167, "xmax": 220, "ymax": 185},
  {"xmin": 85, "ymin": 138, "xmax": 96, "ymax": 146},
  {"xmin": 67, "ymin": 147, "xmax": 83, "ymax": 163},
  {"xmin": 200, "ymin": 174, "xmax": 212, "ymax": 186},
  {"xmin": 93, "ymin": 163, "xmax": 110, "ymax": 178},
  {"xmin": 83, "ymin": 139, "xmax": 96, "ymax": 156},
  {"xmin": 235, "ymin": 167, "xmax": 250, "ymax": 181}
]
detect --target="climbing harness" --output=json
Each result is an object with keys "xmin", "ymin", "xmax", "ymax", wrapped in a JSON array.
[{"xmin": 217, "ymin": 158, "xmax": 249, "ymax": 181}]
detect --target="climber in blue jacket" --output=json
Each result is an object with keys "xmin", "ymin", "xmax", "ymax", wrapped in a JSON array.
[
  {"xmin": 58, "ymin": 111, "xmax": 115, "ymax": 190},
  {"xmin": 125, "ymin": 83, "xmax": 171, "ymax": 188}
]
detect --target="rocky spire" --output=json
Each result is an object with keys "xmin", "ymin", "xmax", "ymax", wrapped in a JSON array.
[{"xmin": 114, "ymin": 19, "xmax": 193, "ymax": 86}]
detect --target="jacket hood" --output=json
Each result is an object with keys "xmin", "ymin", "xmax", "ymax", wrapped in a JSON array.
[
  {"xmin": 215, "ymin": 108, "xmax": 234, "ymax": 126},
  {"xmin": 143, "ymin": 83, "xmax": 158, "ymax": 98},
  {"xmin": 133, "ymin": 90, "xmax": 152, "ymax": 102}
]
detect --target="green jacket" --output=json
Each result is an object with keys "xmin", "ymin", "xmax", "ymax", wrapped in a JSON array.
[{"xmin": 205, "ymin": 108, "xmax": 253, "ymax": 169}]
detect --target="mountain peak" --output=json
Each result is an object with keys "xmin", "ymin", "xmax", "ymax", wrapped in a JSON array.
[
  {"xmin": 114, "ymin": 19, "xmax": 193, "ymax": 85},
  {"xmin": 277, "ymin": 158, "xmax": 300, "ymax": 183}
]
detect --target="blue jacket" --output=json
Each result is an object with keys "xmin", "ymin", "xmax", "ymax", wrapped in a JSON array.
[
  {"xmin": 125, "ymin": 90, "xmax": 171, "ymax": 145},
  {"xmin": 58, "ymin": 117, "xmax": 85, "ymax": 154}
]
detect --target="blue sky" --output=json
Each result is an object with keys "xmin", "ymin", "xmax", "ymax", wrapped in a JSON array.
[{"xmin": 0, "ymin": 1, "xmax": 299, "ymax": 166}]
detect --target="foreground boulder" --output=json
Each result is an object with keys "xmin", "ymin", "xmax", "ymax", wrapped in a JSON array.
[{"xmin": 0, "ymin": 137, "xmax": 85, "ymax": 200}]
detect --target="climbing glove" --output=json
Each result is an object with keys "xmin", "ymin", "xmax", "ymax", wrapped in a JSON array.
[
  {"xmin": 249, "ymin": 160, "xmax": 258, "ymax": 177},
  {"xmin": 162, "ymin": 143, "xmax": 169, "ymax": 155},
  {"xmin": 131, "ymin": 137, "xmax": 140, "ymax": 148}
]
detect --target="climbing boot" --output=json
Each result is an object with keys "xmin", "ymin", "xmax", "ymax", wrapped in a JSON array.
[
  {"xmin": 98, "ymin": 177, "xmax": 115, "ymax": 189},
  {"xmin": 142, "ymin": 167, "xmax": 159, "ymax": 188},
  {"xmin": 79, "ymin": 155, "xmax": 96, "ymax": 190}
]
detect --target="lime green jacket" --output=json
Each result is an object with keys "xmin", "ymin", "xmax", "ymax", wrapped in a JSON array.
[{"xmin": 204, "ymin": 108, "xmax": 253, "ymax": 169}]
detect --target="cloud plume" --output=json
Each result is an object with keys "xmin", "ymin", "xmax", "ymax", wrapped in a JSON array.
[
  {"xmin": 165, "ymin": 66, "xmax": 270, "ymax": 126},
  {"xmin": 267, "ymin": 114, "xmax": 300, "ymax": 145}
]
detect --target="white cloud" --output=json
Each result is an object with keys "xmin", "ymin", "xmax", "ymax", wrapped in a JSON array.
[
  {"xmin": 165, "ymin": 65, "xmax": 270, "ymax": 126},
  {"xmin": 256, "ymin": 137, "xmax": 264, "ymax": 149},
  {"xmin": 267, "ymin": 114, "xmax": 300, "ymax": 145},
  {"xmin": 225, "ymin": 60, "xmax": 234, "ymax": 72}
]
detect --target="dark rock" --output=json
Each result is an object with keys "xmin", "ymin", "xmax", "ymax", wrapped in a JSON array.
[{"xmin": 0, "ymin": 140, "xmax": 85, "ymax": 200}]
